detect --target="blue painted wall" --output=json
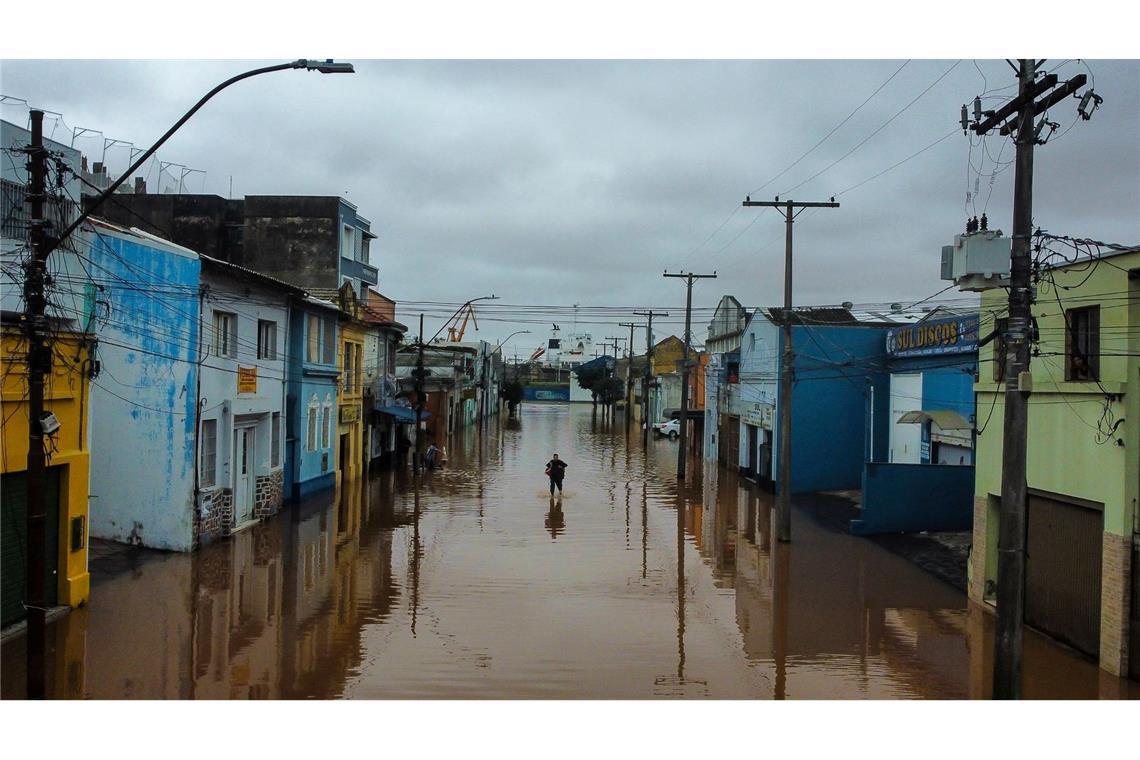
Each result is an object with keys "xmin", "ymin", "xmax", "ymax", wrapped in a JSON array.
[
  {"xmin": 85, "ymin": 226, "xmax": 202, "ymax": 549},
  {"xmin": 852, "ymin": 462, "xmax": 976, "ymax": 535},
  {"xmin": 782, "ymin": 323, "xmax": 890, "ymax": 494},
  {"xmin": 286, "ymin": 303, "xmax": 340, "ymax": 502}
]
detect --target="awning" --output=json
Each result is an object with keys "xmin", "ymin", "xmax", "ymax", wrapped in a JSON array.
[
  {"xmin": 665, "ymin": 408, "xmax": 704, "ymax": 421},
  {"xmin": 375, "ymin": 405, "xmax": 430, "ymax": 424},
  {"xmin": 896, "ymin": 410, "xmax": 972, "ymax": 430}
]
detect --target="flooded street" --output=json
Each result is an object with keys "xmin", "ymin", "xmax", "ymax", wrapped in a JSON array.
[{"xmin": 3, "ymin": 403, "xmax": 1136, "ymax": 699}]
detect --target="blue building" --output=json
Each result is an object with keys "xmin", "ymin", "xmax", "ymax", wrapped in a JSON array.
[
  {"xmin": 733, "ymin": 307, "xmax": 894, "ymax": 494},
  {"xmin": 852, "ymin": 312, "xmax": 979, "ymax": 535},
  {"xmin": 286, "ymin": 295, "xmax": 342, "ymax": 502}
]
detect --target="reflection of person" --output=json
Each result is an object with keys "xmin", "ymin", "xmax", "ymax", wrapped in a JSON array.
[
  {"xmin": 545, "ymin": 497, "xmax": 565, "ymax": 539},
  {"xmin": 545, "ymin": 453, "xmax": 568, "ymax": 495},
  {"xmin": 397, "ymin": 432, "xmax": 412, "ymax": 467}
]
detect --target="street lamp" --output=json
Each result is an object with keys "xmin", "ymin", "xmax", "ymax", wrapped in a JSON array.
[
  {"xmin": 492, "ymin": 329, "xmax": 531, "ymax": 356},
  {"xmin": 47, "ymin": 58, "xmax": 354, "ymax": 256},
  {"xmin": 429, "ymin": 294, "xmax": 499, "ymax": 343}
]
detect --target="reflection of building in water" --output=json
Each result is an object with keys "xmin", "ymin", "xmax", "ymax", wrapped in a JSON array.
[
  {"xmin": 729, "ymin": 468, "xmax": 972, "ymax": 698},
  {"xmin": 10, "ymin": 474, "xmax": 403, "ymax": 699}
]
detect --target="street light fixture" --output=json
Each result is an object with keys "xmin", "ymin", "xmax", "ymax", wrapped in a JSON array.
[
  {"xmin": 492, "ymin": 329, "xmax": 531, "ymax": 355},
  {"xmin": 429, "ymin": 294, "xmax": 499, "ymax": 343},
  {"xmin": 47, "ymin": 58, "xmax": 355, "ymax": 256}
]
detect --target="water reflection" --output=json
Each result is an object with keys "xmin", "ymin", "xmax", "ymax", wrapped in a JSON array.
[
  {"xmin": 544, "ymin": 498, "xmax": 565, "ymax": 539},
  {"xmin": 3, "ymin": 403, "xmax": 1136, "ymax": 699}
]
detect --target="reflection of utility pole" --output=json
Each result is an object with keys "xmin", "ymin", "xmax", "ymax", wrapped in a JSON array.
[
  {"xmin": 664, "ymin": 271, "xmax": 717, "ymax": 480},
  {"xmin": 742, "ymin": 196, "xmax": 839, "ymax": 541},
  {"xmin": 414, "ymin": 314, "xmax": 426, "ymax": 475},
  {"xmin": 963, "ymin": 59, "xmax": 1092, "ymax": 701},
  {"xmin": 634, "ymin": 310, "xmax": 669, "ymax": 445},
  {"xmin": 771, "ymin": 542, "xmax": 791, "ymax": 700},
  {"xmin": 642, "ymin": 481, "xmax": 648, "ymax": 580}
]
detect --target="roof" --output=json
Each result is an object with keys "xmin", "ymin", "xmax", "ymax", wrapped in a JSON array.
[
  {"xmin": 763, "ymin": 306, "xmax": 899, "ymax": 328},
  {"xmin": 198, "ymin": 253, "xmax": 306, "ymax": 295}
]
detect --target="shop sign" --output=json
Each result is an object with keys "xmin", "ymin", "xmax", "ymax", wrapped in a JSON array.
[
  {"xmin": 340, "ymin": 404, "xmax": 360, "ymax": 424},
  {"xmin": 237, "ymin": 366, "xmax": 257, "ymax": 394},
  {"xmin": 743, "ymin": 403, "xmax": 774, "ymax": 429},
  {"xmin": 886, "ymin": 315, "xmax": 979, "ymax": 358}
]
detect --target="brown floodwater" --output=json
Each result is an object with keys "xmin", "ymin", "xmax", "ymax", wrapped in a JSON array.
[{"xmin": 3, "ymin": 403, "xmax": 1137, "ymax": 699}]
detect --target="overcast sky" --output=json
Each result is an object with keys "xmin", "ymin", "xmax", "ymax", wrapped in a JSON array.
[{"xmin": 2, "ymin": 58, "xmax": 1136, "ymax": 351}]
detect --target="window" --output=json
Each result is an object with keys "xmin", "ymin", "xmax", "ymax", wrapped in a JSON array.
[
  {"xmin": 343, "ymin": 341, "xmax": 354, "ymax": 393},
  {"xmin": 341, "ymin": 224, "xmax": 354, "ymax": 259},
  {"xmin": 548, "ymin": 339, "xmax": 561, "ymax": 350},
  {"xmin": 201, "ymin": 419, "xmax": 218, "ymax": 487},
  {"xmin": 322, "ymin": 399, "xmax": 332, "ymax": 449},
  {"xmin": 258, "ymin": 320, "xmax": 277, "ymax": 360},
  {"xmin": 993, "ymin": 317, "xmax": 1009, "ymax": 383},
  {"xmin": 307, "ymin": 314, "xmax": 321, "ymax": 362},
  {"xmin": 271, "ymin": 412, "xmax": 281, "ymax": 466},
  {"xmin": 1066, "ymin": 306, "xmax": 1100, "ymax": 381},
  {"xmin": 322, "ymin": 318, "xmax": 336, "ymax": 364},
  {"xmin": 307, "ymin": 405, "xmax": 318, "ymax": 452},
  {"xmin": 213, "ymin": 312, "xmax": 237, "ymax": 358}
]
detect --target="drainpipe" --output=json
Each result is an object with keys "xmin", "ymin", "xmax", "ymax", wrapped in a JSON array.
[{"xmin": 192, "ymin": 285, "xmax": 206, "ymax": 547}]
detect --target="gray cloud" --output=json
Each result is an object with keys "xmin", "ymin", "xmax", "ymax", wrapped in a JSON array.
[{"xmin": 2, "ymin": 58, "xmax": 1136, "ymax": 350}]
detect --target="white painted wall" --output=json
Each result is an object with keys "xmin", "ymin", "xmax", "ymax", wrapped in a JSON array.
[
  {"xmin": 737, "ymin": 313, "xmax": 778, "ymax": 473},
  {"xmin": 889, "ymin": 373, "xmax": 923, "ymax": 464},
  {"xmin": 198, "ymin": 270, "xmax": 289, "ymax": 526}
]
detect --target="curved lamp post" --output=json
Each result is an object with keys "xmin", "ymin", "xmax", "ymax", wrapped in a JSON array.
[
  {"xmin": 48, "ymin": 58, "xmax": 354, "ymax": 256},
  {"xmin": 428, "ymin": 294, "xmax": 499, "ymax": 343}
]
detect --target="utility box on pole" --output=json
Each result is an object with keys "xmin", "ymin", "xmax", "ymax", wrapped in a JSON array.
[{"xmin": 941, "ymin": 230, "xmax": 1011, "ymax": 291}]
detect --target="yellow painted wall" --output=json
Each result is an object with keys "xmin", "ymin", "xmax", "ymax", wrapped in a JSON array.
[
  {"xmin": 1, "ymin": 328, "xmax": 91, "ymax": 609},
  {"xmin": 337, "ymin": 320, "xmax": 366, "ymax": 484}
]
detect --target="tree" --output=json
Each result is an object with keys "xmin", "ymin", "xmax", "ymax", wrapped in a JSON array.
[{"xmin": 501, "ymin": 379, "xmax": 524, "ymax": 416}]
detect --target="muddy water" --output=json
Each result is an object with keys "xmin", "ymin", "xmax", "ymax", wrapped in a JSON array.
[{"xmin": 3, "ymin": 403, "xmax": 1136, "ymax": 699}]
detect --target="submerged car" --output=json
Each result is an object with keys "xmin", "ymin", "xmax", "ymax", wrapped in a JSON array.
[{"xmin": 652, "ymin": 419, "xmax": 680, "ymax": 439}]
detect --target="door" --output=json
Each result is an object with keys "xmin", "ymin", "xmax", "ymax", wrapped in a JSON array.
[
  {"xmin": 233, "ymin": 427, "xmax": 255, "ymax": 525},
  {"xmin": 1025, "ymin": 492, "xmax": 1103, "ymax": 658},
  {"xmin": 747, "ymin": 425, "xmax": 759, "ymax": 478},
  {"xmin": 889, "ymin": 373, "xmax": 923, "ymax": 464},
  {"xmin": 2, "ymin": 468, "xmax": 61, "ymax": 627},
  {"xmin": 1129, "ymin": 541, "xmax": 1140, "ymax": 681}
]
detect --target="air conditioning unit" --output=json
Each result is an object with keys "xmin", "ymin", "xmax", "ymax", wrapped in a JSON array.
[{"xmin": 940, "ymin": 230, "xmax": 1011, "ymax": 292}]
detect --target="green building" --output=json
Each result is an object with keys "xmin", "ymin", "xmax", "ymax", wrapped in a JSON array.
[{"xmin": 969, "ymin": 245, "xmax": 1139, "ymax": 679}]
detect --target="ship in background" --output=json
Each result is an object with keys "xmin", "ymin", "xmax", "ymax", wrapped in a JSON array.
[{"xmin": 518, "ymin": 323, "xmax": 594, "ymax": 402}]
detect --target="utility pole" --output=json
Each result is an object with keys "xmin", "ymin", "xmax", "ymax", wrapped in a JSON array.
[
  {"xmin": 413, "ymin": 313, "xmax": 425, "ymax": 475},
  {"xmin": 619, "ymin": 322, "xmax": 641, "ymax": 433},
  {"xmin": 743, "ymin": 195, "xmax": 839, "ymax": 540},
  {"xmin": 965, "ymin": 59, "xmax": 1092, "ymax": 700},
  {"xmin": 634, "ymin": 310, "xmax": 669, "ymax": 445},
  {"xmin": 664, "ymin": 271, "xmax": 717, "ymax": 480},
  {"xmin": 22, "ymin": 110, "xmax": 50, "ymax": 699},
  {"xmin": 604, "ymin": 336, "xmax": 626, "ymax": 420}
]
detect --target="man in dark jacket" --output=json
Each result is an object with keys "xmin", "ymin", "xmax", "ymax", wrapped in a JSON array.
[{"xmin": 546, "ymin": 453, "xmax": 568, "ymax": 495}]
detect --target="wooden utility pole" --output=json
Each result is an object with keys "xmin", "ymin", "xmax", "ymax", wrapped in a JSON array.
[
  {"xmin": 604, "ymin": 336, "xmax": 626, "ymax": 420},
  {"xmin": 634, "ymin": 310, "xmax": 669, "ymax": 445},
  {"xmin": 413, "ymin": 313, "xmax": 425, "ymax": 475},
  {"xmin": 663, "ymin": 271, "xmax": 717, "ymax": 480},
  {"xmin": 619, "ymin": 322, "xmax": 641, "ymax": 432},
  {"xmin": 967, "ymin": 59, "xmax": 1090, "ymax": 700},
  {"xmin": 742, "ymin": 196, "xmax": 839, "ymax": 540},
  {"xmin": 22, "ymin": 110, "xmax": 50, "ymax": 699}
]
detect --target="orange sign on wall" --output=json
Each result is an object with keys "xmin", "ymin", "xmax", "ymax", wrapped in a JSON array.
[{"xmin": 237, "ymin": 366, "xmax": 257, "ymax": 394}]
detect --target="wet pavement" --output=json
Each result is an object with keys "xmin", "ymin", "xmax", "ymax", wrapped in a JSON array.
[{"xmin": 3, "ymin": 403, "xmax": 1137, "ymax": 699}]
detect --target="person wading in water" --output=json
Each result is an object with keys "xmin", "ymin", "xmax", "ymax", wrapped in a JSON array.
[{"xmin": 545, "ymin": 453, "xmax": 568, "ymax": 496}]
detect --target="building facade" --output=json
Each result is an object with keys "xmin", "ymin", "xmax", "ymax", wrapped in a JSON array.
[
  {"xmin": 285, "ymin": 296, "xmax": 340, "ymax": 502},
  {"xmin": 969, "ymin": 248, "xmax": 1140, "ymax": 679}
]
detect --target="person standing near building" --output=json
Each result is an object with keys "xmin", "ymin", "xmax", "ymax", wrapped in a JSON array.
[{"xmin": 545, "ymin": 453, "xmax": 568, "ymax": 496}]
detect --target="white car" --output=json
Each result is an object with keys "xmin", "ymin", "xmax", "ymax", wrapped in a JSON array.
[{"xmin": 652, "ymin": 419, "xmax": 680, "ymax": 439}]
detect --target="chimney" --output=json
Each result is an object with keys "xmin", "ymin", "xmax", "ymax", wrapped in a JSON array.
[
  {"xmin": 134, "ymin": 177, "xmax": 147, "ymax": 195},
  {"xmin": 93, "ymin": 161, "xmax": 104, "ymax": 175},
  {"xmin": 81, "ymin": 156, "xmax": 89, "ymax": 172}
]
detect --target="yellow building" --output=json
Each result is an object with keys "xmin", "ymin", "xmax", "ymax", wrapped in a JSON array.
[
  {"xmin": 1, "ymin": 325, "xmax": 91, "ymax": 628},
  {"xmin": 334, "ymin": 284, "xmax": 366, "ymax": 485}
]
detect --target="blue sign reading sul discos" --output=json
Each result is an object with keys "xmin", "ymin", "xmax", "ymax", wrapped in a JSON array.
[{"xmin": 885, "ymin": 315, "xmax": 979, "ymax": 358}]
